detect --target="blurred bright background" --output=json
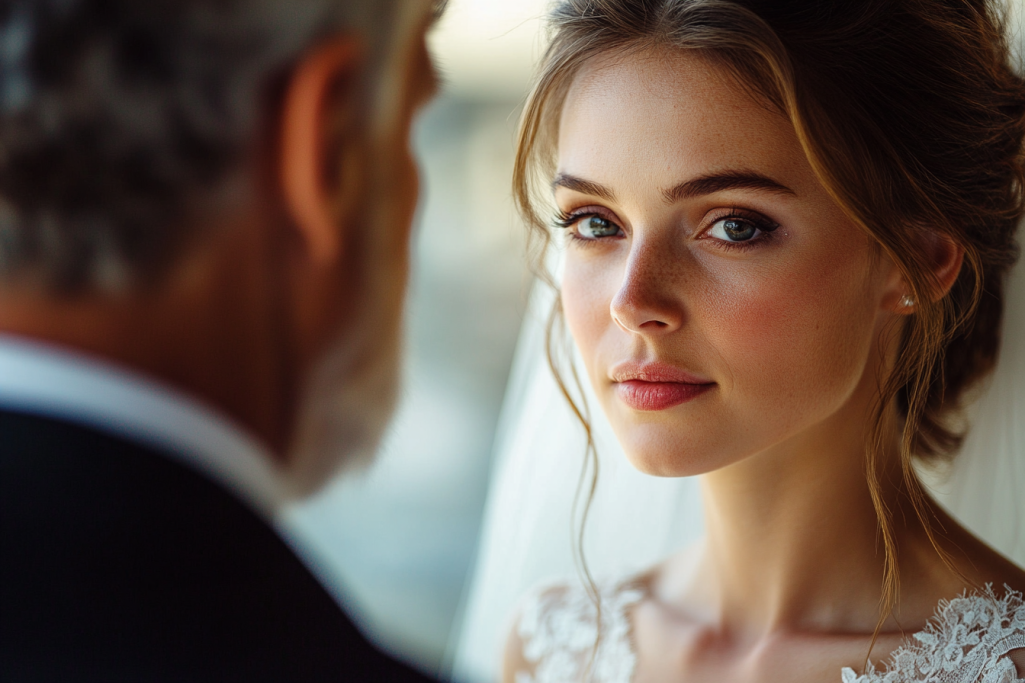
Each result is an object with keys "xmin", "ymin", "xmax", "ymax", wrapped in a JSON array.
[{"xmin": 282, "ymin": 0, "xmax": 549, "ymax": 677}]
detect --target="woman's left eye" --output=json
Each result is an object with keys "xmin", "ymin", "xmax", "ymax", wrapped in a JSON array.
[{"xmin": 706, "ymin": 216, "xmax": 776, "ymax": 244}]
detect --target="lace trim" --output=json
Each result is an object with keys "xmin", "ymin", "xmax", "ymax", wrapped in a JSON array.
[
  {"xmin": 516, "ymin": 580, "xmax": 645, "ymax": 683},
  {"xmin": 517, "ymin": 582, "xmax": 1024, "ymax": 683},
  {"xmin": 841, "ymin": 585, "xmax": 1025, "ymax": 683}
]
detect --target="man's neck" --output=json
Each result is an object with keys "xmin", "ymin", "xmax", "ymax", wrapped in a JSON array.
[
  {"xmin": 0, "ymin": 240, "xmax": 291, "ymax": 459},
  {"xmin": 0, "ymin": 333, "xmax": 287, "ymax": 513}
]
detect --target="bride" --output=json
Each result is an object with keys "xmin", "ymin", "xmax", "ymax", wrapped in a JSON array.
[{"xmin": 497, "ymin": 0, "xmax": 1025, "ymax": 681}]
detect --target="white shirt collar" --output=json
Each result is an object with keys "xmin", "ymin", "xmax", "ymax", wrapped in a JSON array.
[{"xmin": 0, "ymin": 333, "xmax": 286, "ymax": 516}]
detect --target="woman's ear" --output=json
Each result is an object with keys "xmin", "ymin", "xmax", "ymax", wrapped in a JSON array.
[
  {"xmin": 924, "ymin": 231, "xmax": 964, "ymax": 301},
  {"xmin": 279, "ymin": 36, "xmax": 364, "ymax": 266},
  {"xmin": 888, "ymin": 230, "xmax": 964, "ymax": 313}
]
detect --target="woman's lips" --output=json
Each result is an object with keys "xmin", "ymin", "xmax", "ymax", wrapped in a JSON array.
[
  {"xmin": 609, "ymin": 362, "xmax": 715, "ymax": 411},
  {"xmin": 615, "ymin": 380, "xmax": 714, "ymax": 411}
]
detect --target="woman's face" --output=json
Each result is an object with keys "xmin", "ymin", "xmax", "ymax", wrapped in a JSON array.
[{"xmin": 556, "ymin": 49, "xmax": 905, "ymax": 477}]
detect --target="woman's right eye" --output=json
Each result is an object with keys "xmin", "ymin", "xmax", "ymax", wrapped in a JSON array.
[
  {"xmin": 577, "ymin": 215, "xmax": 621, "ymax": 239},
  {"xmin": 555, "ymin": 212, "xmax": 623, "ymax": 240}
]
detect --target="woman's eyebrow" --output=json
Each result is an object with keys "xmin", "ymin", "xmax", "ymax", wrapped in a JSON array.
[
  {"xmin": 552, "ymin": 170, "xmax": 795, "ymax": 204},
  {"xmin": 551, "ymin": 174, "xmax": 617, "ymax": 201},
  {"xmin": 662, "ymin": 171, "xmax": 796, "ymax": 202}
]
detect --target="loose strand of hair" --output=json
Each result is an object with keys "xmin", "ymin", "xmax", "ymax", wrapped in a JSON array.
[{"xmin": 544, "ymin": 299, "xmax": 604, "ymax": 679}]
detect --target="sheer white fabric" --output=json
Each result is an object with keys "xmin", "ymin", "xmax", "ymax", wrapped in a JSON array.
[
  {"xmin": 513, "ymin": 583, "xmax": 1025, "ymax": 683},
  {"xmin": 515, "ymin": 581, "xmax": 644, "ymax": 683}
]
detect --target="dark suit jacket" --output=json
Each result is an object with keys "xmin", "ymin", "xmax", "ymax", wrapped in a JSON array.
[{"xmin": 0, "ymin": 408, "xmax": 437, "ymax": 682}]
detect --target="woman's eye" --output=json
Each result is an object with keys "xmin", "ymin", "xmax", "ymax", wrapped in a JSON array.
[
  {"xmin": 576, "ymin": 215, "xmax": 621, "ymax": 239},
  {"xmin": 708, "ymin": 217, "xmax": 763, "ymax": 242},
  {"xmin": 554, "ymin": 208, "xmax": 625, "ymax": 241}
]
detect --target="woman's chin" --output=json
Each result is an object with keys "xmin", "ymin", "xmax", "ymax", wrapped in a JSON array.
[
  {"xmin": 619, "ymin": 438, "xmax": 727, "ymax": 478},
  {"xmin": 610, "ymin": 416, "xmax": 762, "ymax": 477}
]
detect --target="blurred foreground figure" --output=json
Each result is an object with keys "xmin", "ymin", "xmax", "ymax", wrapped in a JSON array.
[{"xmin": 0, "ymin": 1, "xmax": 441, "ymax": 680}]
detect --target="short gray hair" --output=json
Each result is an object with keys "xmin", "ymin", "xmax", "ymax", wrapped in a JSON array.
[{"xmin": 0, "ymin": 0, "xmax": 404, "ymax": 292}]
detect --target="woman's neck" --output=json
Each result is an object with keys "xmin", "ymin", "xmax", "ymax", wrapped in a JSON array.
[
  {"xmin": 702, "ymin": 437, "xmax": 889, "ymax": 634},
  {"xmin": 675, "ymin": 378, "xmax": 919, "ymax": 641}
]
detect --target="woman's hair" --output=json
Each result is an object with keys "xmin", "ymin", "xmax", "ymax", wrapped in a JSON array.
[{"xmin": 515, "ymin": 0, "xmax": 1025, "ymax": 644}]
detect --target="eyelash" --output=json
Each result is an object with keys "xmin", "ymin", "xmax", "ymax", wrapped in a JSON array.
[
  {"xmin": 553, "ymin": 206, "xmax": 780, "ymax": 250},
  {"xmin": 553, "ymin": 208, "xmax": 621, "ymax": 245},
  {"xmin": 704, "ymin": 207, "xmax": 780, "ymax": 252}
]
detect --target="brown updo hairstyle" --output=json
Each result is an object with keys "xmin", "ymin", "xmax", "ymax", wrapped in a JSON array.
[{"xmin": 515, "ymin": 0, "xmax": 1025, "ymax": 633}]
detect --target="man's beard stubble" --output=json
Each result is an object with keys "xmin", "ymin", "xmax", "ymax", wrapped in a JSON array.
[{"xmin": 281, "ymin": 200, "xmax": 408, "ymax": 499}]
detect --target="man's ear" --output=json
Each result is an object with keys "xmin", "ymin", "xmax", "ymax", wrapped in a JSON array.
[
  {"xmin": 888, "ymin": 230, "xmax": 964, "ymax": 313},
  {"xmin": 280, "ymin": 36, "xmax": 364, "ymax": 266}
]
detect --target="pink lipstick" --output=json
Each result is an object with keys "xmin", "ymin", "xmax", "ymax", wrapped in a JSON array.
[{"xmin": 610, "ymin": 362, "xmax": 715, "ymax": 411}]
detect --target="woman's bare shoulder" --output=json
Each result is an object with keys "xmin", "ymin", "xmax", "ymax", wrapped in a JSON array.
[
  {"xmin": 982, "ymin": 555, "xmax": 1025, "ymax": 597},
  {"xmin": 641, "ymin": 541, "xmax": 706, "ymax": 608},
  {"xmin": 925, "ymin": 520, "xmax": 1025, "ymax": 678},
  {"xmin": 941, "ymin": 510, "xmax": 1025, "ymax": 593}
]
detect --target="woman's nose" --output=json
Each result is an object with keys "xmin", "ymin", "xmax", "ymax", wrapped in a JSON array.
[{"xmin": 609, "ymin": 243, "xmax": 685, "ymax": 335}]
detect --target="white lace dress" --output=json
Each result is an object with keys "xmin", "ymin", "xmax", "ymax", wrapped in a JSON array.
[{"xmin": 515, "ymin": 582, "xmax": 1025, "ymax": 683}]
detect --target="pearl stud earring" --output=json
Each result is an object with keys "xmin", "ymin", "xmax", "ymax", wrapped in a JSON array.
[{"xmin": 900, "ymin": 294, "xmax": 916, "ymax": 308}]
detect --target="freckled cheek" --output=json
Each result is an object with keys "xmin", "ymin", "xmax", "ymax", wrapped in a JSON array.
[
  {"xmin": 703, "ymin": 261, "xmax": 871, "ymax": 403},
  {"xmin": 561, "ymin": 258, "xmax": 620, "ymax": 366}
]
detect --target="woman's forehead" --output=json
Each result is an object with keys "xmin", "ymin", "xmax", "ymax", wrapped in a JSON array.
[{"xmin": 556, "ymin": 48, "xmax": 811, "ymax": 199}]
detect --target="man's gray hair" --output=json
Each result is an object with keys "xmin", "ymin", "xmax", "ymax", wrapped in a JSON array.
[{"xmin": 0, "ymin": 0, "xmax": 404, "ymax": 292}]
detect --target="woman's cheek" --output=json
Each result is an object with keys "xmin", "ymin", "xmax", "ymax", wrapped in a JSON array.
[
  {"xmin": 704, "ymin": 259, "xmax": 875, "ymax": 426},
  {"xmin": 702, "ymin": 274, "xmax": 796, "ymax": 392},
  {"xmin": 562, "ymin": 257, "xmax": 618, "ymax": 364}
]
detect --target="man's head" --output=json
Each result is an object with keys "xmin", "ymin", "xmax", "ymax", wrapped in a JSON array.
[{"xmin": 0, "ymin": 0, "xmax": 442, "ymax": 495}]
